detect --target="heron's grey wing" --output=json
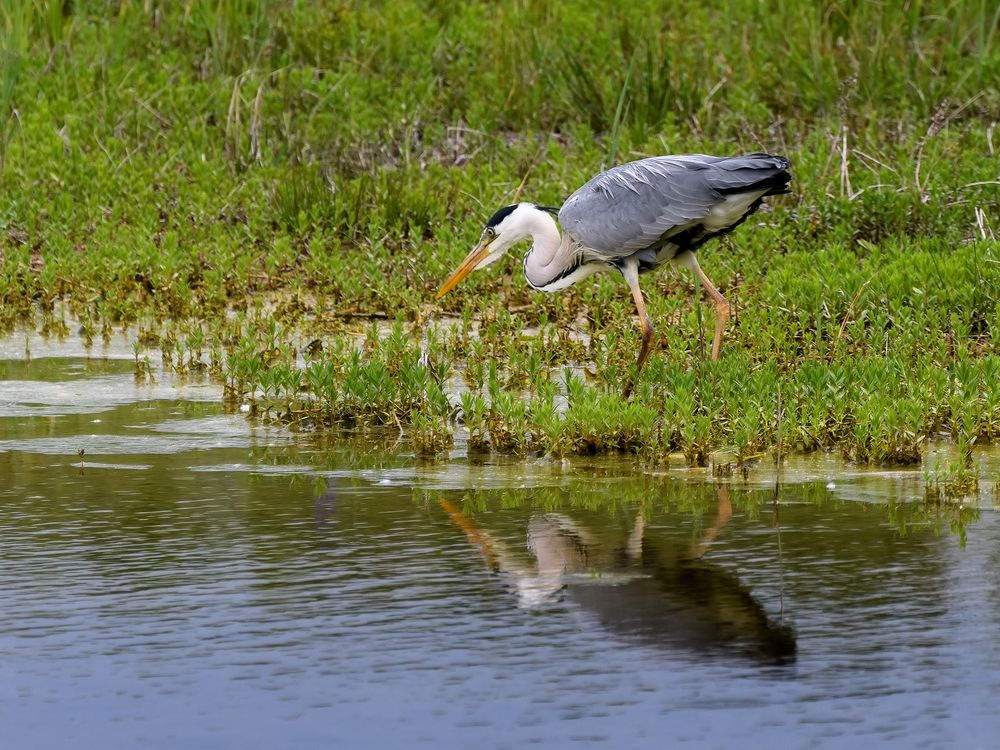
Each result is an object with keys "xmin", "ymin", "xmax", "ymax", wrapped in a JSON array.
[
  {"xmin": 557, "ymin": 154, "xmax": 790, "ymax": 255},
  {"xmin": 558, "ymin": 156, "xmax": 721, "ymax": 255},
  {"xmin": 703, "ymin": 152, "xmax": 792, "ymax": 194}
]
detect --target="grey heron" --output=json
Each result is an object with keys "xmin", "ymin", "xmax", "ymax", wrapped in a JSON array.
[{"xmin": 436, "ymin": 153, "xmax": 791, "ymax": 394}]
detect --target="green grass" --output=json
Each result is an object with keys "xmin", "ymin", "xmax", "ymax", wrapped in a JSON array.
[{"xmin": 1, "ymin": 0, "xmax": 998, "ymax": 472}]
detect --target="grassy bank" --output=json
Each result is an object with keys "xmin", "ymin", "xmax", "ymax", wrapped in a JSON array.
[{"xmin": 1, "ymin": 1, "xmax": 998, "ymax": 468}]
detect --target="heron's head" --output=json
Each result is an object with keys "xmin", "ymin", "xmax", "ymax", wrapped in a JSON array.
[{"xmin": 436, "ymin": 203, "xmax": 546, "ymax": 299}]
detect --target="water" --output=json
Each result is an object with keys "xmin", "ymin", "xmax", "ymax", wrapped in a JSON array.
[{"xmin": 2, "ymin": 351, "xmax": 999, "ymax": 749}]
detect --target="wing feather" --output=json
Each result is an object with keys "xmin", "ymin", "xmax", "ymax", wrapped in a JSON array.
[{"xmin": 558, "ymin": 154, "xmax": 789, "ymax": 256}]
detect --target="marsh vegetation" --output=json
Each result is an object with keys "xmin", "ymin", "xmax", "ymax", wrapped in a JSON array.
[{"xmin": 1, "ymin": 1, "xmax": 997, "ymax": 478}]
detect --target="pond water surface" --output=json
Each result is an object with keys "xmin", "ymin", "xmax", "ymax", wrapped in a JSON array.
[{"xmin": 2, "ymin": 348, "xmax": 999, "ymax": 749}]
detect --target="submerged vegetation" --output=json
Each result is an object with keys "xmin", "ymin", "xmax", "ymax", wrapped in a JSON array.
[{"xmin": 1, "ymin": 1, "xmax": 998, "ymax": 472}]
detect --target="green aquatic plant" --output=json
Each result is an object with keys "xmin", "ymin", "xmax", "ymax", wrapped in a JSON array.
[
  {"xmin": 458, "ymin": 391, "xmax": 490, "ymax": 453},
  {"xmin": 551, "ymin": 386, "xmax": 661, "ymax": 457},
  {"xmin": 410, "ymin": 409, "xmax": 454, "ymax": 457}
]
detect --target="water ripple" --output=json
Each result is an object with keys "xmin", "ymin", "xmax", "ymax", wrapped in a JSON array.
[{"xmin": 2, "ymin": 355, "xmax": 1000, "ymax": 748}]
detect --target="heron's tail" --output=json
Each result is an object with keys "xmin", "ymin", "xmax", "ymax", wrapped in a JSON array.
[{"xmin": 713, "ymin": 153, "xmax": 792, "ymax": 197}]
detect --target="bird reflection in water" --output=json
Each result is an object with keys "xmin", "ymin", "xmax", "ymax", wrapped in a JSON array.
[
  {"xmin": 313, "ymin": 480, "xmax": 339, "ymax": 531},
  {"xmin": 440, "ymin": 486, "xmax": 796, "ymax": 666}
]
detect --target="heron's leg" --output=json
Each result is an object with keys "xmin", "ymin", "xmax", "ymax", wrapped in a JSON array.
[
  {"xmin": 626, "ymin": 502, "xmax": 645, "ymax": 563},
  {"xmin": 676, "ymin": 251, "xmax": 730, "ymax": 360},
  {"xmin": 690, "ymin": 485, "xmax": 733, "ymax": 559},
  {"xmin": 620, "ymin": 262, "xmax": 654, "ymax": 398}
]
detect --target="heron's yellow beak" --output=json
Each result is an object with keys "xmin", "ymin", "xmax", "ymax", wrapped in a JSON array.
[{"xmin": 435, "ymin": 237, "xmax": 492, "ymax": 300}]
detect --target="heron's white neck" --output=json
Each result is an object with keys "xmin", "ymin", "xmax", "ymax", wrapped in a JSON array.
[{"xmin": 514, "ymin": 208, "xmax": 569, "ymax": 290}]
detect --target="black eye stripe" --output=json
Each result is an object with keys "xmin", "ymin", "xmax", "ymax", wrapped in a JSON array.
[{"xmin": 486, "ymin": 204, "xmax": 518, "ymax": 229}]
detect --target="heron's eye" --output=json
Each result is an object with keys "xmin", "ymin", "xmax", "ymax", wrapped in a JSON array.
[{"xmin": 484, "ymin": 227, "xmax": 496, "ymax": 240}]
